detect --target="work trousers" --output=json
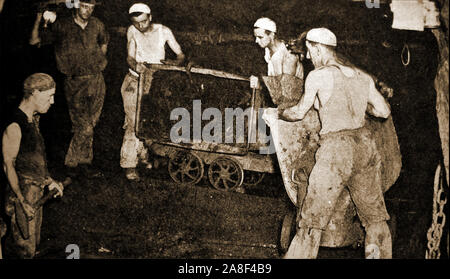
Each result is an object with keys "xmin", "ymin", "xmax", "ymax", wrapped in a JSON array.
[
  {"xmin": 299, "ymin": 127, "xmax": 390, "ymax": 230},
  {"xmin": 120, "ymin": 73, "xmax": 148, "ymax": 168},
  {"xmin": 5, "ymin": 181, "xmax": 44, "ymax": 259},
  {"xmin": 64, "ymin": 73, "xmax": 106, "ymax": 167}
]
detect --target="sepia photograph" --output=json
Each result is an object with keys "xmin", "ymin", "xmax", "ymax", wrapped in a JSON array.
[{"xmin": 0, "ymin": 0, "xmax": 448, "ymax": 268}]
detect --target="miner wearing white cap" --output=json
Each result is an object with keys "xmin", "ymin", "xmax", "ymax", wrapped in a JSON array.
[
  {"xmin": 120, "ymin": 2, "xmax": 185, "ymax": 180},
  {"xmin": 279, "ymin": 27, "xmax": 393, "ymax": 259},
  {"xmin": 250, "ymin": 17, "xmax": 303, "ymax": 89}
]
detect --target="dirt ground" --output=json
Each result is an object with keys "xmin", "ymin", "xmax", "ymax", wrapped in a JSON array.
[{"xmin": 0, "ymin": 0, "xmax": 449, "ymax": 259}]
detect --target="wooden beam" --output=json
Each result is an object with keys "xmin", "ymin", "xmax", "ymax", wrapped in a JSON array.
[{"xmin": 146, "ymin": 64, "xmax": 250, "ymax": 81}]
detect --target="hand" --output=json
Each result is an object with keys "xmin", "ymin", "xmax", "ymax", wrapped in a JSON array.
[
  {"xmin": 135, "ymin": 62, "xmax": 147, "ymax": 74},
  {"xmin": 21, "ymin": 199, "xmax": 36, "ymax": 220},
  {"xmin": 261, "ymin": 107, "xmax": 278, "ymax": 126},
  {"xmin": 377, "ymin": 81, "xmax": 394, "ymax": 99},
  {"xmin": 161, "ymin": 59, "xmax": 182, "ymax": 66},
  {"xmin": 250, "ymin": 75, "xmax": 260, "ymax": 89},
  {"xmin": 43, "ymin": 11, "xmax": 57, "ymax": 24},
  {"xmin": 29, "ymin": 36, "xmax": 41, "ymax": 46},
  {"xmin": 48, "ymin": 181, "xmax": 64, "ymax": 198}
]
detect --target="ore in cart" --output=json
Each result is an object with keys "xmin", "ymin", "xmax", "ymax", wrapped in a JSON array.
[{"xmin": 135, "ymin": 64, "xmax": 276, "ymax": 191}]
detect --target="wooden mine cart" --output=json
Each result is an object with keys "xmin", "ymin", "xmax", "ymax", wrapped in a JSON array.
[{"xmin": 135, "ymin": 64, "xmax": 276, "ymax": 191}]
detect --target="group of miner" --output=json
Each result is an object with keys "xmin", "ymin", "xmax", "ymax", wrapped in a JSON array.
[{"xmin": 1, "ymin": 1, "xmax": 395, "ymax": 259}]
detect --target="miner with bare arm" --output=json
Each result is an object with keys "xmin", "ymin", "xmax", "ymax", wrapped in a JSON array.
[
  {"xmin": 120, "ymin": 3, "xmax": 185, "ymax": 180},
  {"xmin": 251, "ymin": 18, "xmax": 321, "ymax": 230},
  {"xmin": 276, "ymin": 28, "xmax": 393, "ymax": 259},
  {"xmin": 29, "ymin": 0, "xmax": 108, "ymax": 178},
  {"xmin": 2, "ymin": 73, "xmax": 64, "ymax": 258},
  {"xmin": 250, "ymin": 17, "xmax": 303, "ymax": 90}
]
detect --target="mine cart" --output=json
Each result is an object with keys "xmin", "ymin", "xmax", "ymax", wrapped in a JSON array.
[
  {"xmin": 261, "ymin": 74, "xmax": 402, "ymax": 252},
  {"xmin": 135, "ymin": 64, "xmax": 276, "ymax": 191}
]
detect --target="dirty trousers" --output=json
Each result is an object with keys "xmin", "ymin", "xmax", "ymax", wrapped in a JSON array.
[
  {"xmin": 120, "ymin": 73, "xmax": 148, "ymax": 168},
  {"xmin": 6, "ymin": 182, "xmax": 43, "ymax": 258},
  {"xmin": 299, "ymin": 128, "xmax": 390, "ymax": 230},
  {"xmin": 64, "ymin": 73, "xmax": 106, "ymax": 167}
]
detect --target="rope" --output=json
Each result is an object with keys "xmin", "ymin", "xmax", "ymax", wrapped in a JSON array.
[{"xmin": 401, "ymin": 43, "xmax": 411, "ymax": 66}]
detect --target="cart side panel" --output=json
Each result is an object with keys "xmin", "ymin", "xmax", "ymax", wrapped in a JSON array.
[{"xmin": 136, "ymin": 69, "xmax": 269, "ymax": 151}]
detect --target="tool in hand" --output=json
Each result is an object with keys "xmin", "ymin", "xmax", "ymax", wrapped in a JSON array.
[{"xmin": 15, "ymin": 177, "xmax": 72, "ymax": 240}]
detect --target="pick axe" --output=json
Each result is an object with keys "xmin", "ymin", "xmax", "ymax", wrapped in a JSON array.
[{"xmin": 15, "ymin": 177, "xmax": 72, "ymax": 240}]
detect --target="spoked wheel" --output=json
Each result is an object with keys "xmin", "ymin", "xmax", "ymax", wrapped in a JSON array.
[
  {"xmin": 168, "ymin": 151, "xmax": 204, "ymax": 185},
  {"xmin": 243, "ymin": 171, "xmax": 266, "ymax": 186},
  {"xmin": 208, "ymin": 157, "xmax": 244, "ymax": 191},
  {"xmin": 279, "ymin": 211, "xmax": 296, "ymax": 254}
]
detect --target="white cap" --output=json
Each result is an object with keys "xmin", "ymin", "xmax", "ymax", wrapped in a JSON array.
[
  {"xmin": 306, "ymin": 28, "xmax": 337, "ymax": 47},
  {"xmin": 129, "ymin": 3, "xmax": 151, "ymax": 14},
  {"xmin": 254, "ymin": 17, "xmax": 277, "ymax": 33}
]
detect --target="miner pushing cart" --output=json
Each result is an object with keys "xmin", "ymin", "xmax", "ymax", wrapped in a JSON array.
[{"xmin": 135, "ymin": 52, "xmax": 402, "ymax": 253}]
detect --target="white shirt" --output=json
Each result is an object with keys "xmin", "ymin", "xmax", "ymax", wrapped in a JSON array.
[{"xmin": 127, "ymin": 24, "xmax": 182, "ymax": 76}]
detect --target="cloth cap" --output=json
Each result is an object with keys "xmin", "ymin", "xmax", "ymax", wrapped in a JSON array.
[
  {"xmin": 254, "ymin": 17, "xmax": 277, "ymax": 33},
  {"xmin": 129, "ymin": 3, "xmax": 151, "ymax": 14},
  {"xmin": 306, "ymin": 28, "xmax": 337, "ymax": 47},
  {"xmin": 23, "ymin": 73, "xmax": 55, "ymax": 93}
]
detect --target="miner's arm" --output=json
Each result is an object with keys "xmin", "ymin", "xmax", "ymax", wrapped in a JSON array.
[
  {"xmin": 98, "ymin": 20, "xmax": 109, "ymax": 55},
  {"xmin": 367, "ymin": 77, "xmax": 391, "ymax": 119},
  {"xmin": 2, "ymin": 124, "xmax": 36, "ymax": 217},
  {"xmin": 163, "ymin": 27, "xmax": 185, "ymax": 65},
  {"xmin": 29, "ymin": 12, "xmax": 44, "ymax": 45},
  {"xmin": 280, "ymin": 70, "xmax": 321, "ymax": 121}
]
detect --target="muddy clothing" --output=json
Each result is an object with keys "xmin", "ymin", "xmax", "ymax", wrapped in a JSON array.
[
  {"xmin": 120, "ymin": 73, "xmax": 148, "ymax": 168},
  {"xmin": 262, "ymin": 42, "xmax": 319, "ymax": 208},
  {"xmin": 40, "ymin": 16, "xmax": 109, "ymax": 167},
  {"xmin": 0, "ymin": 216, "xmax": 5, "ymax": 238},
  {"xmin": 64, "ymin": 73, "xmax": 106, "ymax": 166},
  {"xmin": 40, "ymin": 16, "xmax": 109, "ymax": 76},
  {"xmin": 120, "ymin": 24, "xmax": 181, "ymax": 168},
  {"xmin": 299, "ymin": 128, "xmax": 390, "ymax": 229},
  {"xmin": 4, "ymin": 109, "xmax": 50, "ymax": 258},
  {"xmin": 5, "ymin": 181, "xmax": 44, "ymax": 259},
  {"xmin": 299, "ymin": 66, "xmax": 390, "ymax": 230}
]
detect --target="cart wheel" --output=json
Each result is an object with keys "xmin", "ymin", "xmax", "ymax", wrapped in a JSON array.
[
  {"xmin": 168, "ymin": 151, "xmax": 204, "ymax": 185},
  {"xmin": 243, "ymin": 171, "xmax": 265, "ymax": 186},
  {"xmin": 280, "ymin": 211, "xmax": 296, "ymax": 254},
  {"xmin": 208, "ymin": 157, "xmax": 244, "ymax": 191}
]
